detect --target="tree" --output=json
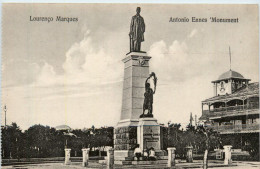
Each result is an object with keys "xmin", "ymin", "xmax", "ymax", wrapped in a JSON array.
[
  {"xmin": 2, "ymin": 122, "xmax": 115, "ymax": 158},
  {"xmin": 243, "ymin": 133, "xmax": 259, "ymax": 161},
  {"xmin": 1, "ymin": 123, "xmax": 23, "ymax": 159},
  {"xmin": 196, "ymin": 125, "xmax": 221, "ymax": 169},
  {"xmin": 167, "ymin": 123, "xmax": 186, "ymax": 158},
  {"xmin": 24, "ymin": 124, "xmax": 62, "ymax": 158}
]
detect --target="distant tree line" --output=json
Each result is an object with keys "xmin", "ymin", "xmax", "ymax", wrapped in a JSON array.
[
  {"xmin": 163, "ymin": 123, "xmax": 259, "ymax": 161},
  {"xmin": 161, "ymin": 123, "xmax": 221, "ymax": 158},
  {"xmin": 1, "ymin": 123, "xmax": 113, "ymax": 159},
  {"xmin": 2, "ymin": 122, "xmax": 258, "ymax": 161}
]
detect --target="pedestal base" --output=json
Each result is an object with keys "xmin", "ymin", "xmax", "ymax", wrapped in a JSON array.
[
  {"xmin": 114, "ymin": 150, "xmax": 134, "ymax": 160},
  {"xmin": 137, "ymin": 118, "xmax": 161, "ymax": 151},
  {"xmin": 114, "ymin": 117, "xmax": 166, "ymax": 165},
  {"xmin": 114, "ymin": 126, "xmax": 137, "ymax": 151}
]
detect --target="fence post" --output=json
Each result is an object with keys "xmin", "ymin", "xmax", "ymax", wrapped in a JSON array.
[
  {"xmin": 167, "ymin": 147, "xmax": 176, "ymax": 167},
  {"xmin": 82, "ymin": 148, "xmax": 90, "ymax": 167},
  {"xmin": 106, "ymin": 148, "xmax": 114, "ymax": 168},
  {"xmin": 223, "ymin": 145, "xmax": 232, "ymax": 165},
  {"xmin": 64, "ymin": 148, "xmax": 71, "ymax": 165}
]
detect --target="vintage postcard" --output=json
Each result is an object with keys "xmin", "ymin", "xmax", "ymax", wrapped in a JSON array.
[{"xmin": 1, "ymin": 3, "xmax": 259, "ymax": 168}]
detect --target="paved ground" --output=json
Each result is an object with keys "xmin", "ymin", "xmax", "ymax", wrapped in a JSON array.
[{"xmin": 2, "ymin": 160, "xmax": 260, "ymax": 169}]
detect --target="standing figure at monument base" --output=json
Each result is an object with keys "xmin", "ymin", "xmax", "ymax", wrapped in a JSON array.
[{"xmin": 141, "ymin": 72, "xmax": 157, "ymax": 118}]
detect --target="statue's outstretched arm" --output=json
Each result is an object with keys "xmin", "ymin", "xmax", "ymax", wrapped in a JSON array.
[
  {"xmin": 145, "ymin": 76, "xmax": 150, "ymax": 84},
  {"xmin": 153, "ymin": 74, "xmax": 157, "ymax": 94},
  {"xmin": 153, "ymin": 80, "xmax": 157, "ymax": 94}
]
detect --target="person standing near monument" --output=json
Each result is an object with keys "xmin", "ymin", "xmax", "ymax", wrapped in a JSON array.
[
  {"xmin": 143, "ymin": 148, "xmax": 149, "ymax": 161},
  {"xmin": 129, "ymin": 7, "xmax": 145, "ymax": 52},
  {"xmin": 134, "ymin": 144, "xmax": 142, "ymax": 161},
  {"xmin": 149, "ymin": 147, "xmax": 157, "ymax": 161}
]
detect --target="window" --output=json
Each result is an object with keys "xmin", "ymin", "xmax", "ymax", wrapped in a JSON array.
[{"xmin": 220, "ymin": 81, "xmax": 224, "ymax": 88}]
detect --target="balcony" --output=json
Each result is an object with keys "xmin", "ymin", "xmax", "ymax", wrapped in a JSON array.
[
  {"xmin": 202, "ymin": 104, "xmax": 259, "ymax": 119},
  {"xmin": 210, "ymin": 124, "xmax": 260, "ymax": 134}
]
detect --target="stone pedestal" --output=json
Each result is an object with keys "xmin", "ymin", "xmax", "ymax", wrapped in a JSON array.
[
  {"xmin": 119, "ymin": 52, "xmax": 151, "ymax": 126},
  {"xmin": 114, "ymin": 52, "xmax": 166, "ymax": 165},
  {"xmin": 224, "ymin": 145, "xmax": 232, "ymax": 165},
  {"xmin": 64, "ymin": 148, "xmax": 71, "ymax": 165},
  {"xmin": 114, "ymin": 126, "xmax": 137, "ymax": 153},
  {"xmin": 107, "ymin": 148, "xmax": 114, "ymax": 168},
  {"xmin": 114, "ymin": 52, "xmax": 151, "ymax": 162},
  {"xmin": 82, "ymin": 148, "xmax": 90, "ymax": 167},
  {"xmin": 186, "ymin": 146, "xmax": 193, "ymax": 163},
  {"xmin": 167, "ymin": 147, "xmax": 176, "ymax": 167},
  {"xmin": 137, "ymin": 118, "xmax": 161, "ymax": 151}
]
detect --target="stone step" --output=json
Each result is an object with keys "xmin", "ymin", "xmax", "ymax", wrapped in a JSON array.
[
  {"xmin": 114, "ymin": 160, "xmax": 133, "ymax": 165},
  {"xmin": 114, "ymin": 155, "xmax": 168, "ymax": 164},
  {"xmin": 133, "ymin": 156, "xmax": 167, "ymax": 161},
  {"xmin": 157, "ymin": 156, "xmax": 168, "ymax": 160},
  {"xmin": 157, "ymin": 160, "xmax": 168, "ymax": 164},
  {"xmin": 132, "ymin": 160, "xmax": 167, "ymax": 165},
  {"xmin": 155, "ymin": 151, "xmax": 167, "ymax": 156},
  {"xmin": 114, "ymin": 156, "xmax": 134, "ymax": 161},
  {"xmin": 98, "ymin": 160, "xmax": 106, "ymax": 164},
  {"xmin": 113, "ymin": 164, "xmax": 168, "ymax": 169},
  {"xmin": 114, "ymin": 159, "xmax": 168, "ymax": 165},
  {"xmin": 125, "ymin": 157, "xmax": 134, "ymax": 161},
  {"xmin": 114, "ymin": 157, "xmax": 126, "ymax": 161},
  {"xmin": 114, "ymin": 161, "xmax": 123, "ymax": 165},
  {"xmin": 122, "ymin": 161, "xmax": 133, "ymax": 165}
]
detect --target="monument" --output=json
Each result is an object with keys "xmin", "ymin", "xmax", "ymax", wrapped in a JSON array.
[{"xmin": 114, "ymin": 7, "xmax": 165, "ymax": 165}]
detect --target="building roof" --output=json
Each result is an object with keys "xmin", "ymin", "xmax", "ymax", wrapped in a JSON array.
[
  {"xmin": 55, "ymin": 125, "xmax": 71, "ymax": 131},
  {"xmin": 202, "ymin": 82, "xmax": 259, "ymax": 103},
  {"xmin": 212, "ymin": 70, "xmax": 250, "ymax": 83},
  {"xmin": 219, "ymin": 70, "xmax": 244, "ymax": 80}
]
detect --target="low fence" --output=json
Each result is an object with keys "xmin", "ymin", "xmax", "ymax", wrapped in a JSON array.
[{"xmin": 2, "ymin": 156, "xmax": 105, "ymax": 165}]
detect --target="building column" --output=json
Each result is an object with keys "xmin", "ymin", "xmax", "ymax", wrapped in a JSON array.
[
  {"xmin": 243, "ymin": 99, "xmax": 245, "ymax": 110},
  {"xmin": 167, "ymin": 147, "xmax": 176, "ymax": 167},
  {"xmin": 82, "ymin": 148, "xmax": 90, "ymax": 167},
  {"xmin": 99, "ymin": 149, "xmax": 102, "ymax": 157},
  {"xmin": 107, "ymin": 148, "xmax": 114, "ymax": 168},
  {"xmin": 246, "ymin": 97, "xmax": 249, "ymax": 109},
  {"xmin": 64, "ymin": 148, "xmax": 71, "ymax": 165},
  {"xmin": 223, "ymin": 145, "xmax": 232, "ymax": 165}
]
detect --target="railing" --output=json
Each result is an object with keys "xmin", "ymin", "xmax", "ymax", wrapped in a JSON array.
[
  {"xmin": 211, "ymin": 124, "xmax": 259, "ymax": 133},
  {"xmin": 226, "ymin": 105, "xmax": 244, "ymax": 111},
  {"xmin": 211, "ymin": 105, "xmax": 254, "ymax": 112},
  {"xmin": 202, "ymin": 104, "xmax": 259, "ymax": 118},
  {"xmin": 212, "ymin": 107, "xmax": 227, "ymax": 112}
]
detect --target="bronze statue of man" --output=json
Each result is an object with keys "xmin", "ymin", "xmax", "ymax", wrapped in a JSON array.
[
  {"xmin": 129, "ymin": 7, "xmax": 145, "ymax": 52},
  {"xmin": 142, "ymin": 72, "xmax": 157, "ymax": 117}
]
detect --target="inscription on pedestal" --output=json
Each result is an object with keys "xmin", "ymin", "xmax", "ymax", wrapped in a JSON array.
[
  {"xmin": 114, "ymin": 126, "xmax": 137, "ymax": 150},
  {"xmin": 143, "ymin": 126, "xmax": 160, "ymax": 150}
]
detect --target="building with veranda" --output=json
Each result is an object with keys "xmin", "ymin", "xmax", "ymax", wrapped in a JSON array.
[{"xmin": 199, "ymin": 69, "xmax": 259, "ymax": 151}]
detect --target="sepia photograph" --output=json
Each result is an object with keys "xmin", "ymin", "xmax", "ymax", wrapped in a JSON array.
[{"xmin": 1, "ymin": 3, "xmax": 259, "ymax": 168}]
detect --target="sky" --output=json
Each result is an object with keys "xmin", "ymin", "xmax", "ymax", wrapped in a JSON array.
[{"xmin": 2, "ymin": 4, "xmax": 259, "ymax": 130}]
